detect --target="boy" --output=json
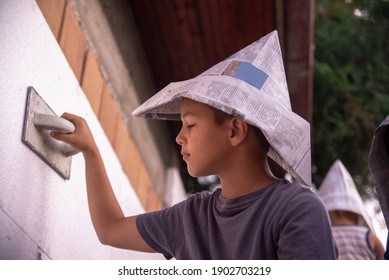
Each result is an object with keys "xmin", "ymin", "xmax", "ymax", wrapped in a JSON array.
[
  {"xmin": 52, "ymin": 31, "xmax": 337, "ymax": 259},
  {"xmin": 317, "ymin": 160, "xmax": 385, "ymax": 259}
]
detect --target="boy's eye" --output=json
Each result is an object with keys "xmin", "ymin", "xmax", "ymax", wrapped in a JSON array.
[{"xmin": 187, "ymin": 124, "xmax": 195, "ymax": 129}]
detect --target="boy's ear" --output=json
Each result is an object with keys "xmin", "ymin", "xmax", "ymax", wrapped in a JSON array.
[{"xmin": 228, "ymin": 117, "xmax": 248, "ymax": 146}]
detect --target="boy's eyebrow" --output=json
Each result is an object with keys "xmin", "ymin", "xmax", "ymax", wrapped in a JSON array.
[
  {"xmin": 180, "ymin": 111, "xmax": 199, "ymax": 122},
  {"xmin": 181, "ymin": 112, "xmax": 195, "ymax": 118}
]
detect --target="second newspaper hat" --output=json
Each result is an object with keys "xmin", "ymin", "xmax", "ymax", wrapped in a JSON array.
[
  {"xmin": 317, "ymin": 159, "xmax": 374, "ymax": 231},
  {"xmin": 133, "ymin": 30, "xmax": 311, "ymax": 186}
]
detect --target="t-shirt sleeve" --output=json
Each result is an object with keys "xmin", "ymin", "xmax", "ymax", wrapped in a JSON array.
[
  {"xmin": 277, "ymin": 188, "xmax": 338, "ymax": 259},
  {"xmin": 136, "ymin": 200, "xmax": 187, "ymax": 260}
]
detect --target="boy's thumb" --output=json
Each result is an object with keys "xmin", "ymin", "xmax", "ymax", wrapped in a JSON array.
[{"xmin": 50, "ymin": 131, "xmax": 66, "ymax": 141}]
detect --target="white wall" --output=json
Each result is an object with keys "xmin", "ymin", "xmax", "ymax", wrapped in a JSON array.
[{"xmin": 0, "ymin": 0, "xmax": 162, "ymax": 260}]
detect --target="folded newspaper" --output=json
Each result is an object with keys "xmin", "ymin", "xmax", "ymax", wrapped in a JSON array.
[
  {"xmin": 133, "ymin": 30, "xmax": 311, "ymax": 186},
  {"xmin": 368, "ymin": 115, "xmax": 389, "ymax": 228},
  {"xmin": 317, "ymin": 159, "xmax": 374, "ymax": 231}
]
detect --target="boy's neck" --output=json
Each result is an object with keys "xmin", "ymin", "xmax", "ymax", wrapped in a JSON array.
[{"xmin": 218, "ymin": 162, "xmax": 277, "ymax": 199}]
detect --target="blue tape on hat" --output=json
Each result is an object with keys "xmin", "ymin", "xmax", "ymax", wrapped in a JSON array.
[{"xmin": 224, "ymin": 61, "xmax": 269, "ymax": 90}]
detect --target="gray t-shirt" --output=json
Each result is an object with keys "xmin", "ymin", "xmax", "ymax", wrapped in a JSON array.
[{"xmin": 136, "ymin": 180, "xmax": 338, "ymax": 259}]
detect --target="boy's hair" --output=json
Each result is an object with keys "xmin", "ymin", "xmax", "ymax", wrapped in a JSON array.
[
  {"xmin": 329, "ymin": 210, "xmax": 360, "ymax": 225},
  {"xmin": 210, "ymin": 106, "xmax": 270, "ymax": 153}
]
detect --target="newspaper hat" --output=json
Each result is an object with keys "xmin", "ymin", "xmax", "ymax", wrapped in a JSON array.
[
  {"xmin": 133, "ymin": 30, "xmax": 311, "ymax": 186},
  {"xmin": 368, "ymin": 115, "xmax": 389, "ymax": 229},
  {"xmin": 317, "ymin": 159, "xmax": 374, "ymax": 231}
]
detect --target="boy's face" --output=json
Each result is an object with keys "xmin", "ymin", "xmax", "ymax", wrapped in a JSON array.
[{"xmin": 176, "ymin": 98, "xmax": 232, "ymax": 177}]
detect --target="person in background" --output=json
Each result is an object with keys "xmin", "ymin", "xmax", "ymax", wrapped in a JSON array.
[
  {"xmin": 368, "ymin": 115, "xmax": 389, "ymax": 260},
  {"xmin": 318, "ymin": 159, "xmax": 385, "ymax": 259}
]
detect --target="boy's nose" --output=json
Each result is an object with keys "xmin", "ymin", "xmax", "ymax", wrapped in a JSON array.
[{"xmin": 175, "ymin": 128, "xmax": 184, "ymax": 145}]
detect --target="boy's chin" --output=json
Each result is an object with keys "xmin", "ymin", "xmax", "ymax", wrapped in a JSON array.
[{"xmin": 187, "ymin": 167, "xmax": 211, "ymax": 178}]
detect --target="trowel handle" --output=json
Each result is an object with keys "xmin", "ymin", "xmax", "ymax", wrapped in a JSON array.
[
  {"xmin": 34, "ymin": 113, "xmax": 75, "ymax": 133},
  {"xmin": 34, "ymin": 113, "xmax": 79, "ymax": 156}
]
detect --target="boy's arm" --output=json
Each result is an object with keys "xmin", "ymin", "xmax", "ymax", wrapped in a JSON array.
[
  {"xmin": 51, "ymin": 113, "xmax": 154, "ymax": 253},
  {"xmin": 368, "ymin": 231, "xmax": 385, "ymax": 260}
]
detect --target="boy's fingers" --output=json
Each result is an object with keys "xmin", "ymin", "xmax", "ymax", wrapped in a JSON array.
[
  {"xmin": 50, "ymin": 131, "xmax": 72, "ymax": 142},
  {"xmin": 60, "ymin": 112, "xmax": 83, "ymax": 126},
  {"xmin": 50, "ymin": 113, "xmax": 81, "ymax": 141}
]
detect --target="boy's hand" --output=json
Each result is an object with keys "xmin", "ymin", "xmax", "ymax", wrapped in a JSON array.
[
  {"xmin": 50, "ymin": 113, "xmax": 98, "ymax": 156},
  {"xmin": 51, "ymin": 113, "xmax": 153, "ymax": 253}
]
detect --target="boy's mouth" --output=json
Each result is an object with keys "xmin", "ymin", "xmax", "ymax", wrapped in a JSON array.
[{"xmin": 181, "ymin": 152, "xmax": 190, "ymax": 161}]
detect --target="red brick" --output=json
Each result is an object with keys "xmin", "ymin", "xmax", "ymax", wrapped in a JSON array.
[
  {"xmin": 113, "ymin": 117, "xmax": 130, "ymax": 165},
  {"xmin": 59, "ymin": 2, "xmax": 87, "ymax": 81},
  {"xmin": 137, "ymin": 164, "xmax": 152, "ymax": 209},
  {"xmin": 146, "ymin": 189, "xmax": 163, "ymax": 212},
  {"xmin": 81, "ymin": 49, "xmax": 104, "ymax": 114},
  {"xmin": 99, "ymin": 85, "xmax": 119, "ymax": 145},
  {"xmin": 113, "ymin": 117, "xmax": 159, "ymax": 209},
  {"xmin": 36, "ymin": 0, "xmax": 67, "ymax": 40},
  {"xmin": 123, "ymin": 138, "xmax": 142, "ymax": 191}
]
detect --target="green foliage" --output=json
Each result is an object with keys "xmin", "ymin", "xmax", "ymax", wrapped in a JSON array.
[{"xmin": 313, "ymin": 0, "xmax": 389, "ymax": 196}]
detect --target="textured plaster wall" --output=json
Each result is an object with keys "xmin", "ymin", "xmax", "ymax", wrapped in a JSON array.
[{"xmin": 0, "ymin": 0, "xmax": 162, "ymax": 260}]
